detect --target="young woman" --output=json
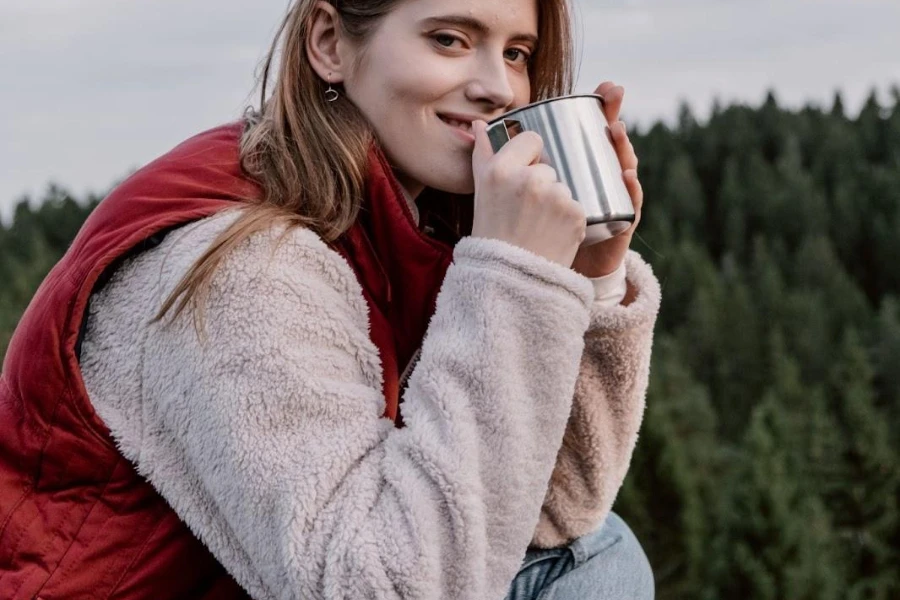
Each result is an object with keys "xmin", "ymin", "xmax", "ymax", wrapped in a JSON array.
[{"xmin": 0, "ymin": 0, "xmax": 660, "ymax": 598}]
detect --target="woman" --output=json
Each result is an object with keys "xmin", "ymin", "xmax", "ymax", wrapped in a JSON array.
[{"xmin": 0, "ymin": 0, "xmax": 660, "ymax": 598}]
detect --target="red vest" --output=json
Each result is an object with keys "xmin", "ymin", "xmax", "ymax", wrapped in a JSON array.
[{"xmin": 0, "ymin": 123, "xmax": 454, "ymax": 598}]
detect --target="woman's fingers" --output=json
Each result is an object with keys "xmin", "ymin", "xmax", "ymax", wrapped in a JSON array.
[
  {"xmin": 595, "ymin": 81, "xmax": 642, "ymax": 230},
  {"xmin": 611, "ymin": 120, "xmax": 639, "ymax": 172},
  {"xmin": 595, "ymin": 82, "xmax": 625, "ymax": 123},
  {"xmin": 595, "ymin": 81, "xmax": 617, "ymax": 97},
  {"xmin": 624, "ymin": 168, "xmax": 644, "ymax": 228}
]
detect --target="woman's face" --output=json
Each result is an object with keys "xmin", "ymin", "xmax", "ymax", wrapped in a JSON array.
[{"xmin": 342, "ymin": 0, "xmax": 538, "ymax": 198}]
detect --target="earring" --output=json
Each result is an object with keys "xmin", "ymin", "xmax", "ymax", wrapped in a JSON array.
[{"xmin": 325, "ymin": 74, "xmax": 340, "ymax": 102}]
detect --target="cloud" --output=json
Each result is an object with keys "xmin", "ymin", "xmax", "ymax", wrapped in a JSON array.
[
  {"xmin": 0, "ymin": 1, "xmax": 286, "ymax": 221},
  {"xmin": 572, "ymin": 0, "xmax": 900, "ymax": 123}
]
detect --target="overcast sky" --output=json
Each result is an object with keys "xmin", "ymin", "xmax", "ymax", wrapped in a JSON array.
[{"xmin": 1, "ymin": 0, "xmax": 898, "ymax": 223}]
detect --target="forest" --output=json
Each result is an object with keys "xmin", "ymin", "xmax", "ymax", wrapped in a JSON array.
[{"xmin": 2, "ymin": 88, "xmax": 899, "ymax": 598}]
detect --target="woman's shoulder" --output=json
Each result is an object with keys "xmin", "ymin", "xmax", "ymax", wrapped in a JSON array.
[
  {"xmin": 81, "ymin": 211, "xmax": 379, "ymax": 468},
  {"xmin": 156, "ymin": 208, "xmax": 360, "ymax": 297},
  {"xmin": 163, "ymin": 208, "xmax": 331, "ymax": 261},
  {"xmin": 87, "ymin": 207, "xmax": 370, "ymax": 342}
]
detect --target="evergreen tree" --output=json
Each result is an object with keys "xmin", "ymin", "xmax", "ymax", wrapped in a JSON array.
[
  {"xmin": 714, "ymin": 334, "xmax": 846, "ymax": 599},
  {"xmin": 872, "ymin": 296, "xmax": 900, "ymax": 431},
  {"xmin": 662, "ymin": 152, "xmax": 705, "ymax": 240},
  {"xmin": 618, "ymin": 336, "xmax": 721, "ymax": 600},
  {"xmin": 827, "ymin": 329, "xmax": 900, "ymax": 599}
]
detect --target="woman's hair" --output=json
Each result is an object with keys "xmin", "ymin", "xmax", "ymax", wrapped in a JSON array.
[{"xmin": 157, "ymin": 0, "xmax": 575, "ymax": 325}]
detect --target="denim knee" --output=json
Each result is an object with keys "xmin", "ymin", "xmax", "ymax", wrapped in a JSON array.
[
  {"xmin": 507, "ymin": 512, "xmax": 655, "ymax": 600},
  {"xmin": 594, "ymin": 512, "xmax": 655, "ymax": 600},
  {"xmin": 546, "ymin": 511, "xmax": 655, "ymax": 600}
]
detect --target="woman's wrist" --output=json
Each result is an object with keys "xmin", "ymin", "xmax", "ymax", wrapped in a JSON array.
[{"xmin": 588, "ymin": 262, "xmax": 627, "ymax": 308}]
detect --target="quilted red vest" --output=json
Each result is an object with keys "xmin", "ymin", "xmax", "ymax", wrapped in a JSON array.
[{"xmin": 0, "ymin": 122, "xmax": 454, "ymax": 598}]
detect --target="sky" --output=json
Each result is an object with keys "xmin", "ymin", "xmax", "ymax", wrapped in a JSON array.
[{"xmin": 1, "ymin": 0, "xmax": 898, "ymax": 223}]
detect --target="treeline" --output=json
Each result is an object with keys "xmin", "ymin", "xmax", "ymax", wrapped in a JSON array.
[
  {"xmin": 2, "ymin": 87, "xmax": 899, "ymax": 598},
  {"xmin": 0, "ymin": 186, "xmax": 101, "ymax": 353},
  {"xmin": 621, "ymin": 88, "xmax": 900, "ymax": 599}
]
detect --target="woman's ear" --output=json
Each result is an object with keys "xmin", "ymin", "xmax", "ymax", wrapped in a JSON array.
[{"xmin": 306, "ymin": 1, "xmax": 347, "ymax": 83}]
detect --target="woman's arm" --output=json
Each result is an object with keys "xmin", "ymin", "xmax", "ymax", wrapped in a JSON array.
[
  {"xmin": 530, "ymin": 250, "xmax": 661, "ymax": 548},
  {"xmin": 103, "ymin": 216, "xmax": 594, "ymax": 600}
]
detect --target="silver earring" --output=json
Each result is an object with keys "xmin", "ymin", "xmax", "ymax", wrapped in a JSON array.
[{"xmin": 325, "ymin": 74, "xmax": 340, "ymax": 102}]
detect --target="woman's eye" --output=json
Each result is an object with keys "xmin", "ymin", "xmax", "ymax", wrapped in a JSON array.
[
  {"xmin": 433, "ymin": 33, "xmax": 462, "ymax": 48},
  {"xmin": 504, "ymin": 48, "xmax": 531, "ymax": 64}
]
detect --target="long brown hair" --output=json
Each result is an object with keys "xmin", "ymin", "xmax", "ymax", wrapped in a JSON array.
[{"xmin": 157, "ymin": 0, "xmax": 575, "ymax": 325}]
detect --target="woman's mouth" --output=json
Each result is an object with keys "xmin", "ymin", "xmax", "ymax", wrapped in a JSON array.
[
  {"xmin": 439, "ymin": 116, "xmax": 472, "ymax": 133},
  {"xmin": 438, "ymin": 114, "xmax": 475, "ymax": 143}
]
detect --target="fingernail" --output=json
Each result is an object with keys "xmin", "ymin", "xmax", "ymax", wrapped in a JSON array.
[{"xmin": 620, "ymin": 120, "xmax": 627, "ymax": 133}]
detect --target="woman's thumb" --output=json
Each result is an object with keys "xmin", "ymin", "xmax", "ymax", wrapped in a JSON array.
[{"xmin": 471, "ymin": 120, "xmax": 493, "ymax": 172}]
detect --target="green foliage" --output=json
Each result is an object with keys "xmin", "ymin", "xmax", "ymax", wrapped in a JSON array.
[
  {"xmin": 0, "ymin": 186, "xmax": 99, "ymax": 356},
  {"xmin": 2, "ymin": 86, "xmax": 899, "ymax": 598},
  {"xmin": 623, "ymin": 86, "xmax": 900, "ymax": 598}
]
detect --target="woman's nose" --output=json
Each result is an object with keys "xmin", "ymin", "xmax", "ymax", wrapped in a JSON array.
[{"xmin": 464, "ymin": 54, "xmax": 516, "ymax": 110}]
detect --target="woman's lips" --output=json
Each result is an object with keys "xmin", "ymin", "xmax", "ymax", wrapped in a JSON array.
[
  {"xmin": 439, "ymin": 115, "xmax": 473, "ymax": 132},
  {"xmin": 438, "ymin": 114, "xmax": 475, "ymax": 144}
]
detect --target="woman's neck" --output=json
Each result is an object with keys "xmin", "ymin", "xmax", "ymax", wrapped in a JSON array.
[
  {"xmin": 391, "ymin": 170, "xmax": 424, "ymax": 225},
  {"xmin": 394, "ymin": 172, "xmax": 425, "ymax": 202}
]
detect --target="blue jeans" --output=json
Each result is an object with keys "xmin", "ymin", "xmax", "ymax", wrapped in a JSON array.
[{"xmin": 505, "ymin": 512, "xmax": 654, "ymax": 600}]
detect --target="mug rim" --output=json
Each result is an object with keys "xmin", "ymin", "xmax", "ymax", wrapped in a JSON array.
[{"xmin": 486, "ymin": 93, "xmax": 605, "ymax": 126}]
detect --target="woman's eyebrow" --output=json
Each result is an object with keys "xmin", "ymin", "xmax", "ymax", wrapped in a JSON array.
[{"xmin": 420, "ymin": 15, "xmax": 539, "ymax": 46}]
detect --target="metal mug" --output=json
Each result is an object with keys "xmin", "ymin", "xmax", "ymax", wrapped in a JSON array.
[{"xmin": 486, "ymin": 94, "xmax": 634, "ymax": 246}]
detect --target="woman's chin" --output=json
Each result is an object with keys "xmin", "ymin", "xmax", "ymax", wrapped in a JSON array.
[{"xmin": 424, "ymin": 172, "xmax": 475, "ymax": 196}]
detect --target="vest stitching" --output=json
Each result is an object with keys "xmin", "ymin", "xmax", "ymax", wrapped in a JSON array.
[
  {"xmin": 22, "ymin": 451, "xmax": 121, "ymax": 598},
  {"xmin": 0, "ymin": 484, "xmax": 32, "ymax": 580},
  {"xmin": 33, "ymin": 384, "xmax": 88, "ymax": 485},
  {"xmin": 7, "ymin": 511, "xmax": 50, "ymax": 598},
  {"xmin": 0, "ymin": 501, "xmax": 40, "ymax": 595},
  {"xmin": 0, "ymin": 377, "xmax": 36, "ymax": 551},
  {"xmin": 47, "ymin": 458, "xmax": 130, "ymax": 596},
  {"xmin": 104, "ymin": 509, "xmax": 167, "ymax": 599},
  {"xmin": 3, "ymin": 482, "xmax": 50, "ymax": 596},
  {"xmin": 0, "ymin": 377, "xmax": 46, "ymax": 461}
]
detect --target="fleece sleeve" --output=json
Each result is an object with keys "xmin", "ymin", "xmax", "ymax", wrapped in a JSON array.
[
  {"xmin": 130, "ymin": 224, "xmax": 594, "ymax": 600},
  {"xmin": 531, "ymin": 250, "xmax": 661, "ymax": 548}
]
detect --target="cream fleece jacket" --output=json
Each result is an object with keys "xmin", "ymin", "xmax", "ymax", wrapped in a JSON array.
[{"xmin": 80, "ymin": 209, "xmax": 660, "ymax": 600}]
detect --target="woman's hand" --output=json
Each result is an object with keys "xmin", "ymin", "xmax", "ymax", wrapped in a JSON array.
[
  {"xmin": 471, "ymin": 120, "xmax": 587, "ymax": 268},
  {"xmin": 570, "ymin": 82, "xmax": 644, "ymax": 279}
]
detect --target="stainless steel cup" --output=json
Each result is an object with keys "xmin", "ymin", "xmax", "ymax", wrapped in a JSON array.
[{"xmin": 486, "ymin": 94, "xmax": 634, "ymax": 246}]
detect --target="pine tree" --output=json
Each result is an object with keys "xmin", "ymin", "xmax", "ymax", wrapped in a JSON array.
[
  {"xmin": 827, "ymin": 329, "xmax": 900, "ymax": 599},
  {"xmin": 662, "ymin": 152, "xmax": 705, "ymax": 240},
  {"xmin": 714, "ymin": 333, "xmax": 847, "ymax": 599},
  {"xmin": 872, "ymin": 297, "xmax": 900, "ymax": 431},
  {"xmin": 617, "ymin": 336, "xmax": 721, "ymax": 600}
]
